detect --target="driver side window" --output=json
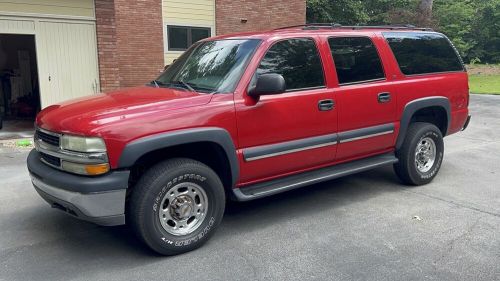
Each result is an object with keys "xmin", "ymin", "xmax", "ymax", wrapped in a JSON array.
[{"xmin": 255, "ymin": 38, "xmax": 325, "ymax": 91}]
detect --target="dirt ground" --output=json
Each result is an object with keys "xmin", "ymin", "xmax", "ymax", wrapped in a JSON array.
[{"xmin": 466, "ymin": 64, "xmax": 500, "ymax": 75}]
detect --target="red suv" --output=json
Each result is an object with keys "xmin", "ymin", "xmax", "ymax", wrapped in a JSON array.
[{"xmin": 28, "ymin": 24, "xmax": 471, "ymax": 255}]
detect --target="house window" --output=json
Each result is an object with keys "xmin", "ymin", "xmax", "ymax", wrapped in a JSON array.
[{"xmin": 167, "ymin": 25, "xmax": 211, "ymax": 51}]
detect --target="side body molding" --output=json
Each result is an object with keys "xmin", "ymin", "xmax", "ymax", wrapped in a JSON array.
[
  {"xmin": 118, "ymin": 127, "xmax": 239, "ymax": 187},
  {"xmin": 396, "ymin": 96, "xmax": 451, "ymax": 150}
]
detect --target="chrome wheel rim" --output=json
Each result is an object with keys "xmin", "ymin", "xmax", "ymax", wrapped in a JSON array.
[
  {"xmin": 415, "ymin": 137, "xmax": 436, "ymax": 173},
  {"xmin": 158, "ymin": 182, "xmax": 208, "ymax": 236}
]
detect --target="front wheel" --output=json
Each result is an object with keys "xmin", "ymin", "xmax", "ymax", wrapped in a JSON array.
[
  {"xmin": 129, "ymin": 158, "xmax": 225, "ymax": 255},
  {"xmin": 394, "ymin": 122, "xmax": 444, "ymax": 185}
]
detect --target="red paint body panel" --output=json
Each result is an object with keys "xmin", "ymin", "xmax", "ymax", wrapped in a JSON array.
[
  {"xmin": 35, "ymin": 28, "xmax": 470, "ymax": 186},
  {"xmin": 36, "ymin": 87, "xmax": 237, "ymax": 168}
]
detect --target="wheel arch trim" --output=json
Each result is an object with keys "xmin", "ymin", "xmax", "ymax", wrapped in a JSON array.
[
  {"xmin": 396, "ymin": 96, "xmax": 451, "ymax": 150},
  {"xmin": 118, "ymin": 127, "xmax": 239, "ymax": 187}
]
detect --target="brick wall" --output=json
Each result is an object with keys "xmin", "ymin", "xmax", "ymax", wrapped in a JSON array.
[
  {"xmin": 215, "ymin": 0, "xmax": 306, "ymax": 35},
  {"xmin": 95, "ymin": 0, "xmax": 305, "ymax": 92},
  {"xmin": 95, "ymin": 0, "xmax": 164, "ymax": 92},
  {"xmin": 95, "ymin": 0, "xmax": 119, "ymax": 92}
]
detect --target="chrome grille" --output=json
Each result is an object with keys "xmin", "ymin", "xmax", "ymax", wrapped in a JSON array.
[{"xmin": 35, "ymin": 129, "xmax": 60, "ymax": 147}]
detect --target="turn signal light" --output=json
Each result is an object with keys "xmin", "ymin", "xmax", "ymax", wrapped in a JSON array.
[{"xmin": 85, "ymin": 163, "xmax": 110, "ymax": 175}]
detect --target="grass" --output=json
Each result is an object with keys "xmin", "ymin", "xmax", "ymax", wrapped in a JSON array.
[
  {"xmin": 466, "ymin": 64, "xmax": 500, "ymax": 94},
  {"xmin": 468, "ymin": 74, "xmax": 500, "ymax": 94}
]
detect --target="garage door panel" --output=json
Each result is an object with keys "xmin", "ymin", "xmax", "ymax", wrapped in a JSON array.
[
  {"xmin": 36, "ymin": 20, "xmax": 99, "ymax": 107},
  {"xmin": 0, "ymin": 18, "xmax": 35, "ymax": 33}
]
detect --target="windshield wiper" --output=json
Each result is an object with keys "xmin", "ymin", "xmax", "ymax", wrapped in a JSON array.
[
  {"xmin": 149, "ymin": 80, "xmax": 167, "ymax": 88},
  {"xmin": 172, "ymin": 80, "xmax": 195, "ymax": 92}
]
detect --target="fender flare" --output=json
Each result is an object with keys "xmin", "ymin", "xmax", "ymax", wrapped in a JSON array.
[
  {"xmin": 118, "ymin": 127, "xmax": 239, "ymax": 187},
  {"xmin": 396, "ymin": 96, "xmax": 451, "ymax": 150}
]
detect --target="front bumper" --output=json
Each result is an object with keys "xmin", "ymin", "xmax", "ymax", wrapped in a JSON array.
[{"xmin": 27, "ymin": 149, "xmax": 130, "ymax": 226}]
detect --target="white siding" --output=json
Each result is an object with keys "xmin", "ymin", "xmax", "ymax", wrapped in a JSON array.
[
  {"xmin": 0, "ymin": 0, "xmax": 95, "ymax": 19},
  {"xmin": 163, "ymin": 0, "xmax": 215, "ymax": 64}
]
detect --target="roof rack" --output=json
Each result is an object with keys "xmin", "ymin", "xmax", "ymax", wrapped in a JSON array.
[
  {"xmin": 275, "ymin": 23, "xmax": 433, "ymax": 31},
  {"xmin": 274, "ymin": 23, "xmax": 342, "ymax": 30},
  {"xmin": 342, "ymin": 24, "xmax": 433, "ymax": 31}
]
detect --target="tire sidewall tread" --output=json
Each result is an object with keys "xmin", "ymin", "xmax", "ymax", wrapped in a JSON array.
[
  {"xmin": 129, "ymin": 158, "xmax": 225, "ymax": 255},
  {"xmin": 395, "ymin": 122, "xmax": 444, "ymax": 185}
]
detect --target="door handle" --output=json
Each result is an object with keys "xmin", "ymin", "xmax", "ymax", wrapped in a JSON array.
[
  {"xmin": 318, "ymin": 99, "xmax": 334, "ymax": 111},
  {"xmin": 378, "ymin": 92, "xmax": 391, "ymax": 103}
]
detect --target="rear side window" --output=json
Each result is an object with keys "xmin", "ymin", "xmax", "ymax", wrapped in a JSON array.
[
  {"xmin": 256, "ymin": 38, "xmax": 324, "ymax": 91},
  {"xmin": 328, "ymin": 37, "xmax": 385, "ymax": 85},
  {"xmin": 383, "ymin": 32, "xmax": 464, "ymax": 75}
]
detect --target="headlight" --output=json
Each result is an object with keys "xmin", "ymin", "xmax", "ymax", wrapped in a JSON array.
[{"xmin": 61, "ymin": 135, "xmax": 107, "ymax": 152}]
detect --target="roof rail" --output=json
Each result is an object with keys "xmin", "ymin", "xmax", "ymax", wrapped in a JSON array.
[
  {"xmin": 274, "ymin": 23, "xmax": 342, "ymax": 30},
  {"xmin": 274, "ymin": 23, "xmax": 433, "ymax": 31},
  {"xmin": 343, "ymin": 24, "xmax": 433, "ymax": 31}
]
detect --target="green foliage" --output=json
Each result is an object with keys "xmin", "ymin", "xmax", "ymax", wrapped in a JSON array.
[
  {"xmin": 307, "ymin": 0, "xmax": 419, "ymax": 25},
  {"xmin": 433, "ymin": 0, "xmax": 475, "ymax": 58},
  {"xmin": 306, "ymin": 0, "xmax": 500, "ymax": 63},
  {"xmin": 435, "ymin": 0, "xmax": 500, "ymax": 63},
  {"xmin": 467, "ymin": 0, "xmax": 500, "ymax": 63},
  {"xmin": 306, "ymin": 0, "xmax": 369, "ymax": 24}
]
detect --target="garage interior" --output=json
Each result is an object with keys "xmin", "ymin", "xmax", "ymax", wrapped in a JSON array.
[{"xmin": 0, "ymin": 34, "xmax": 39, "ymax": 139}]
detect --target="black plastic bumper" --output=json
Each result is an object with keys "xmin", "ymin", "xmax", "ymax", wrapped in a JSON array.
[{"xmin": 27, "ymin": 149, "xmax": 130, "ymax": 226}]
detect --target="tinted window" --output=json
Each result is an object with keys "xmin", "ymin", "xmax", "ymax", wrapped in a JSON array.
[
  {"xmin": 383, "ymin": 32, "xmax": 464, "ymax": 75},
  {"xmin": 328, "ymin": 37, "xmax": 385, "ymax": 85},
  {"xmin": 168, "ymin": 26, "xmax": 211, "ymax": 51},
  {"xmin": 256, "ymin": 38, "xmax": 324, "ymax": 90}
]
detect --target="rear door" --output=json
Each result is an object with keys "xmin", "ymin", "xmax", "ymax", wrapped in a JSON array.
[
  {"xmin": 328, "ymin": 36, "xmax": 398, "ymax": 160},
  {"xmin": 235, "ymin": 37, "xmax": 338, "ymax": 184}
]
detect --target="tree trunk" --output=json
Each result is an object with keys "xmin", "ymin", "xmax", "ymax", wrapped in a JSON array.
[{"xmin": 418, "ymin": 0, "xmax": 433, "ymax": 26}]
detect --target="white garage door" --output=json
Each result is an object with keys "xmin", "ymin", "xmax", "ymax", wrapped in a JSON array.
[{"xmin": 36, "ymin": 20, "xmax": 99, "ymax": 107}]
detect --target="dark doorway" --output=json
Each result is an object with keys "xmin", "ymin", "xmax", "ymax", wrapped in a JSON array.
[{"xmin": 0, "ymin": 34, "xmax": 40, "ymax": 136}]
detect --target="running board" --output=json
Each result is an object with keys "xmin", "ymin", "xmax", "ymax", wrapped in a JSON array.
[{"xmin": 232, "ymin": 152, "xmax": 398, "ymax": 201}]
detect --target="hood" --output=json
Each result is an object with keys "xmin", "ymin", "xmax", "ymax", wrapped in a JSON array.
[{"xmin": 36, "ymin": 86, "xmax": 213, "ymax": 135}]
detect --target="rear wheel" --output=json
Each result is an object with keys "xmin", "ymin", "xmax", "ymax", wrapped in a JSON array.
[
  {"xmin": 129, "ymin": 158, "xmax": 225, "ymax": 255},
  {"xmin": 394, "ymin": 122, "xmax": 444, "ymax": 185}
]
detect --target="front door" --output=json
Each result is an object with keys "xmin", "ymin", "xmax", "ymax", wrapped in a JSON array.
[
  {"xmin": 235, "ymin": 37, "xmax": 338, "ymax": 185},
  {"xmin": 327, "ymin": 36, "xmax": 397, "ymax": 160}
]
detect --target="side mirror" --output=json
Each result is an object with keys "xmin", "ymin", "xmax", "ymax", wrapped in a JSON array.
[{"xmin": 248, "ymin": 73, "xmax": 286, "ymax": 97}]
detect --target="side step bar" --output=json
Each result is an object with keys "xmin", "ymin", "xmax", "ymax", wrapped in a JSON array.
[{"xmin": 232, "ymin": 152, "xmax": 398, "ymax": 201}]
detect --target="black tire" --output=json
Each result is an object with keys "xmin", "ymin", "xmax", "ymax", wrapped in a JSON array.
[
  {"xmin": 129, "ymin": 158, "xmax": 225, "ymax": 255},
  {"xmin": 394, "ymin": 122, "xmax": 444, "ymax": 185}
]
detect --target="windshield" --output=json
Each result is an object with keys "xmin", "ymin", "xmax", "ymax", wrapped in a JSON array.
[{"xmin": 154, "ymin": 39, "xmax": 261, "ymax": 93}]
